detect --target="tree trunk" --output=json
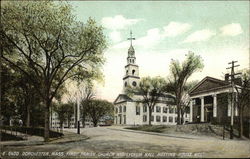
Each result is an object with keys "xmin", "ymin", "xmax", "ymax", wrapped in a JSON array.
[
  {"xmin": 44, "ymin": 100, "xmax": 50, "ymax": 142},
  {"xmin": 82, "ymin": 115, "xmax": 86, "ymax": 128},
  {"xmin": 180, "ymin": 108, "xmax": 185, "ymax": 125},
  {"xmin": 26, "ymin": 103, "xmax": 30, "ymax": 127},
  {"xmin": 60, "ymin": 121, "xmax": 63, "ymax": 133},
  {"xmin": 149, "ymin": 108, "xmax": 152, "ymax": 126},
  {"xmin": 177, "ymin": 103, "xmax": 181, "ymax": 125},
  {"xmin": 68, "ymin": 116, "xmax": 70, "ymax": 128},
  {"xmin": 93, "ymin": 120, "xmax": 98, "ymax": 127}
]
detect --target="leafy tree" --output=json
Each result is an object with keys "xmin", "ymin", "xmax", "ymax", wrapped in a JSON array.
[
  {"xmin": 1, "ymin": 62, "xmax": 43, "ymax": 127},
  {"xmin": 1, "ymin": 1, "xmax": 106, "ymax": 141},
  {"xmin": 54, "ymin": 102, "xmax": 74, "ymax": 130},
  {"xmin": 79, "ymin": 82, "xmax": 95, "ymax": 128},
  {"xmin": 235, "ymin": 69, "xmax": 250, "ymax": 138},
  {"xmin": 126, "ymin": 76, "xmax": 167, "ymax": 126},
  {"xmin": 83, "ymin": 99, "xmax": 113, "ymax": 127},
  {"xmin": 166, "ymin": 52, "xmax": 204, "ymax": 124}
]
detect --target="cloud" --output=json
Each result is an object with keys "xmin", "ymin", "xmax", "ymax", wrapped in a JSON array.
[
  {"xmin": 163, "ymin": 22, "xmax": 191, "ymax": 37},
  {"xmin": 112, "ymin": 28, "xmax": 162, "ymax": 49},
  {"xmin": 183, "ymin": 29, "xmax": 216, "ymax": 43},
  {"xmin": 220, "ymin": 23, "xmax": 243, "ymax": 36},
  {"xmin": 101, "ymin": 15, "xmax": 142, "ymax": 30},
  {"xmin": 109, "ymin": 31, "xmax": 121, "ymax": 43},
  {"xmin": 135, "ymin": 28, "xmax": 161, "ymax": 47},
  {"xmin": 113, "ymin": 21, "xmax": 191, "ymax": 49}
]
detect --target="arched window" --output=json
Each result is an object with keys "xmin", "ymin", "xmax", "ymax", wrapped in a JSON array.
[
  {"xmin": 124, "ymin": 82, "xmax": 127, "ymax": 87},
  {"xmin": 132, "ymin": 70, "xmax": 135, "ymax": 75},
  {"xmin": 126, "ymin": 70, "xmax": 128, "ymax": 75},
  {"xmin": 119, "ymin": 106, "xmax": 122, "ymax": 113},
  {"xmin": 123, "ymin": 106, "xmax": 126, "ymax": 112}
]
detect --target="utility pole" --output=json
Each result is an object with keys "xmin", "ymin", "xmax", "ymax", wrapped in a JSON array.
[
  {"xmin": 77, "ymin": 92, "xmax": 80, "ymax": 134},
  {"xmin": 226, "ymin": 61, "xmax": 241, "ymax": 139}
]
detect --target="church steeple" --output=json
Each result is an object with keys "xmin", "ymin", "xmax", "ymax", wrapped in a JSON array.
[
  {"xmin": 127, "ymin": 31, "xmax": 136, "ymax": 64},
  {"xmin": 123, "ymin": 31, "xmax": 140, "ymax": 91}
]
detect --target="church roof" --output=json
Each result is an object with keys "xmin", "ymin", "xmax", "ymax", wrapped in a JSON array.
[
  {"xmin": 114, "ymin": 92, "xmax": 175, "ymax": 105},
  {"xmin": 114, "ymin": 94, "xmax": 133, "ymax": 104},
  {"xmin": 189, "ymin": 76, "xmax": 231, "ymax": 96}
]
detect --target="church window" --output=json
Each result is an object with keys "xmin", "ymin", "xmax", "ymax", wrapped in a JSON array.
[
  {"xmin": 174, "ymin": 117, "xmax": 177, "ymax": 123},
  {"xmin": 169, "ymin": 117, "xmax": 173, "ymax": 123},
  {"xmin": 126, "ymin": 70, "xmax": 128, "ymax": 75},
  {"xmin": 115, "ymin": 108, "xmax": 118, "ymax": 113},
  {"xmin": 124, "ymin": 82, "xmax": 127, "ymax": 87},
  {"xmin": 143, "ymin": 115, "xmax": 147, "ymax": 122},
  {"xmin": 132, "ymin": 81, "xmax": 137, "ymax": 87},
  {"xmin": 156, "ymin": 116, "xmax": 161, "ymax": 122},
  {"xmin": 163, "ymin": 107, "xmax": 168, "ymax": 113},
  {"xmin": 169, "ymin": 107, "xmax": 174, "ymax": 113},
  {"xmin": 143, "ymin": 105, "xmax": 147, "ymax": 112},
  {"xmin": 123, "ymin": 106, "xmax": 126, "ymax": 112},
  {"xmin": 151, "ymin": 115, "xmax": 154, "ymax": 122},
  {"xmin": 156, "ymin": 106, "xmax": 161, "ymax": 113},
  {"xmin": 136, "ymin": 106, "xmax": 140, "ymax": 115},
  {"xmin": 163, "ymin": 116, "xmax": 167, "ymax": 122},
  {"xmin": 132, "ymin": 69, "xmax": 135, "ymax": 75},
  {"xmin": 119, "ymin": 106, "xmax": 122, "ymax": 113}
]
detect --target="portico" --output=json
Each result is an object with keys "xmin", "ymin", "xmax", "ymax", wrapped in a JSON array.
[{"xmin": 189, "ymin": 76, "xmax": 239, "ymax": 124}]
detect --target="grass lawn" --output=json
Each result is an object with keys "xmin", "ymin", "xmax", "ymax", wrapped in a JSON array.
[{"xmin": 125, "ymin": 125, "xmax": 167, "ymax": 133}]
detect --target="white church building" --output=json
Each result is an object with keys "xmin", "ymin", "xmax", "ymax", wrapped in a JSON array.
[{"xmin": 114, "ymin": 32, "xmax": 189, "ymax": 126}]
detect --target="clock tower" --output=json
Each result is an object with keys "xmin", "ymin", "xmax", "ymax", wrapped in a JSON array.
[{"xmin": 123, "ymin": 31, "xmax": 140, "ymax": 91}]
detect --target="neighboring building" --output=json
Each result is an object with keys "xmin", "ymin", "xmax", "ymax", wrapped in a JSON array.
[
  {"xmin": 50, "ymin": 113, "xmax": 112, "ymax": 128},
  {"xmin": 189, "ymin": 76, "xmax": 240, "ymax": 124},
  {"xmin": 113, "ymin": 32, "xmax": 187, "ymax": 125}
]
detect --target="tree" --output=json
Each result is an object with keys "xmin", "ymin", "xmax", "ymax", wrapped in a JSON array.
[
  {"xmin": 1, "ymin": 62, "xmax": 43, "ymax": 127},
  {"xmin": 54, "ymin": 102, "xmax": 74, "ymax": 130},
  {"xmin": 235, "ymin": 70, "xmax": 250, "ymax": 138},
  {"xmin": 1, "ymin": 1, "xmax": 106, "ymax": 141},
  {"xmin": 79, "ymin": 82, "xmax": 95, "ymax": 128},
  {"xmin": 166, "ymin": 52, "xmax": 204, "ymax": 125},
  {"xmin": 126, "ymin": 76, "xmax": 167, "ymax": 126},
  {"xmin": 83, "ymin": 99, "xmax": 113, "ymax": 127}
]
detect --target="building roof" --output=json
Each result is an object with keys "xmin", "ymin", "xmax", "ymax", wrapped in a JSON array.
[
  {"xmin": 114, "ymin": 92, "xmax": 175, "ymax": 105},
  {"xmin": 189, "ymin": 76, "xmax": 231, "ymax": 96},
  {"xmin": 113, "ymin": 94, "xmax": 133, "ymax": 104}
]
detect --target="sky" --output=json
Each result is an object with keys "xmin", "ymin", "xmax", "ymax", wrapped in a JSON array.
[{"xmin": 69, "ymin": 1, "xmax": 249, "ymax": 102}]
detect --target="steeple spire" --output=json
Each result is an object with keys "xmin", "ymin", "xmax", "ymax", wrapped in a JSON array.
[{"xmin": 127, "ymin": 30, "xmax": 135, "ymax": 46}]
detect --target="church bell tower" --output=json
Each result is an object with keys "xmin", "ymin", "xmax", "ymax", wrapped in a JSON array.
[{"xmin": 123, "ymin": 31, "xmax": 140, "ymax": 91}]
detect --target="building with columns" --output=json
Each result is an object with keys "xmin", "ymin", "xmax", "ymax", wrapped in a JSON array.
[
  {"xmin": 189, "ymin": 76, "xmax": 240, "ymax": 124},
  {"xmin": 113, "ymin": 32, "xmax": 189, "ymax": 126}
]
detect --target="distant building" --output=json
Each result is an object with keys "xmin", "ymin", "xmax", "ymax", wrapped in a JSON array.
[{"xmin": 113, "ymin": 32, "xmax": 189, "ymax": 125}]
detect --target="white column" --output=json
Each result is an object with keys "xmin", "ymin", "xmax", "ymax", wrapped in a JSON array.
[
  {"xmin": 213, "ymin": 94, "xmax": 217, "ymax": 117},
  {"xmin": 190, "ymin": 99, "xmax": 193, "ymax": 122},
  {"xmin": 201, "ymin": 97, "xmax": 204, "ymax": 122}
]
